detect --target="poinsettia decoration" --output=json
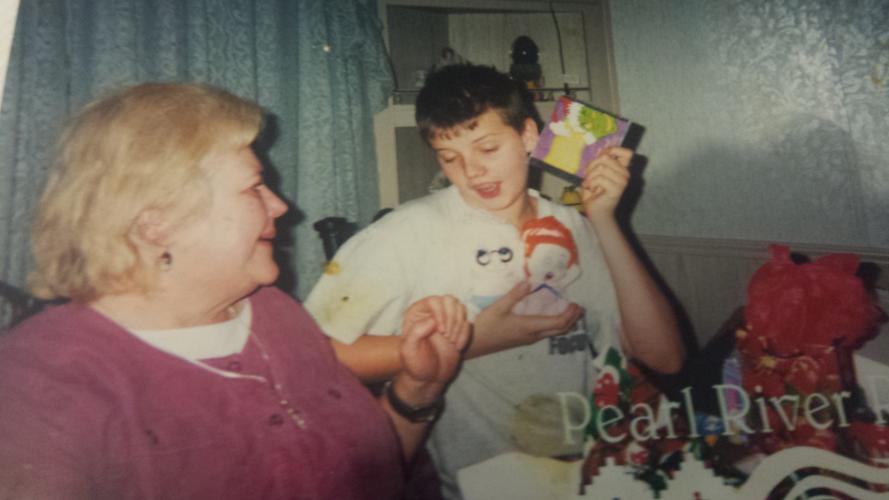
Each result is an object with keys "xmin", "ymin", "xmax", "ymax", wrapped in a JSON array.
[
  {"xmin": 740, "ymin": 244, "xmax": 885, "ymax": 454},
  {"xmin": 745, "ymin": 245, "xmax": 883, "ymax": 356},
  {"xmin": 583, "ymin": 348, "xmax": 687, "ymax": 497},
  {"xmin": 848, "ymin": 421, "xmax": 889, "ymax": 466},
  {"xmin": 586, "ymin": 347, "xmax": 635, "ymax": 441}
]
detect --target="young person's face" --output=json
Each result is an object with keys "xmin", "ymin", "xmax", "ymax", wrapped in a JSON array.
[{"xmin": 430, "ymin": 110, "xmax": 539, "ymax": 225}]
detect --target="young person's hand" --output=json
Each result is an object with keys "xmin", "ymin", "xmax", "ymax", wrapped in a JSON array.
[
  {"xmin": 469, "ymin": 282, "xmax": 584, "ymax": 357},
  {"xmin": 575, "ymin": 147, "xmax": 684, "ymax": 374},
  {"xmin": 580, "ymin": 146, "xmax": 632, "ymax": 224},
  {"xmin": 385, "ymin": 295, "xmax": 470, "ymax": 459},
  {"xmin": 397, "ymin": 295, "xmax": 471, "ymax": 400}
]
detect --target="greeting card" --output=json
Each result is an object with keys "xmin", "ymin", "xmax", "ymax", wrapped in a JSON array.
[{"xmin": 531, "ymin": 96, "xmax": 635, "ymax": 183}]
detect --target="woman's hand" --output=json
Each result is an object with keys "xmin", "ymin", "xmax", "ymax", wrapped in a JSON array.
[
  {"xmin": 580, "ymin": 147, "xmax": 632, "ymax": 224},
  {"xmin": 398, "ymin": 295, "xmax": 471, "ymax": 388}
]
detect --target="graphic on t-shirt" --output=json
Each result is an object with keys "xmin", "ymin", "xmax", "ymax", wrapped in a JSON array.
[
  {"xmin": 465, "ymin": 223, "xmax": 524, "ymax": 316},
  {"xmin": 513, "ymin": 216, "xmax": 582, "ymax": 315}
]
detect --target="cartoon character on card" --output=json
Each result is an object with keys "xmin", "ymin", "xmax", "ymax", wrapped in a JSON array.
[
  {"xmin": 465, "ymin": 223, "xmax": 523, "ymax": 316},
  {"xmin": 513, "ymin": 216, "xmax": 581, "ymax": 315},
  {"xmin": 544, "ymin": 98, "xmax": 621, "ymax": 177}
]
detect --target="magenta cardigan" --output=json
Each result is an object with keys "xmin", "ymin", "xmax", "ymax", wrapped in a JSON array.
[{"xmin": 0, "ymin": 286, "xmax": 403, "ymax": 499}]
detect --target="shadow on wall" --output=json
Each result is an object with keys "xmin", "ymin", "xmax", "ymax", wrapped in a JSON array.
[
  {"xmin": 611, "ymin": 114, "xmax": 881, "ymax": 392},
  {"xmin": 633, "ymin": 113, "xmax": 871, "ymax": 246},
  {"xmin": 253, "ymin": 113, "xmax": 303, "ymax": 296}
]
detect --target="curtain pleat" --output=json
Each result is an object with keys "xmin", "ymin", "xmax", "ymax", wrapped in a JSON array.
[{"xmin": 0, "ymin": 0, "xmax": 394, "ymax": 298}]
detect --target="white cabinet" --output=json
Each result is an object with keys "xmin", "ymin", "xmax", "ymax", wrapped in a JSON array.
[{"xmin": 375, "ymin": 0, "xmax": 619, "ymax": 208}]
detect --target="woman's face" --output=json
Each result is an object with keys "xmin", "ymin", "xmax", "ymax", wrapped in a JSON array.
[{"xmin": 169, "ymin": 146, "xmax": 287, "ymax": 301}]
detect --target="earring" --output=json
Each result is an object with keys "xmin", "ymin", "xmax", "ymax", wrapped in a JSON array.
[{"xmin": 159, "ymin": 251, "xmax": 173, "ymax": 271}]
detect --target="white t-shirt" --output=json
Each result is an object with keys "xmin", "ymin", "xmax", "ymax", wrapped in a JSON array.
[{"xmin": 305, "ymin": 186, "xmax": 621, "ymax": 499}]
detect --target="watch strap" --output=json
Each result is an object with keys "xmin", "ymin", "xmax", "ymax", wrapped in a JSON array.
[{"xmin": 384, "ymin": 381, "xmax": 443, "ymax": 423}]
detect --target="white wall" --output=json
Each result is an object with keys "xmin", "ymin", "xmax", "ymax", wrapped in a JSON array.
[{"xmin": 610, "ymin": 0, "xmax": 889, "ymax": 249}]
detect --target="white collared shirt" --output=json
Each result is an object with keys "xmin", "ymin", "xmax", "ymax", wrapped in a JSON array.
[{"xmin": 128, "ymin": 301, "xmax": 254, "ymax": 379}]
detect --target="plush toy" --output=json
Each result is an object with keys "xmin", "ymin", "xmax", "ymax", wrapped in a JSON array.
[
  {"xmin": 465, "ymin": 223, "xmax": 524, "ymax": 317},
  {"xmin": 513, "ymin": 216, "xmax": 581, "ymax": 315}
]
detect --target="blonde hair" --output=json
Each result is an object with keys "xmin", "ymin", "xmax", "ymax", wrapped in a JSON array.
[{"xmin": 30, "ymin": 82, "xmax": 263, "ymax": 301}]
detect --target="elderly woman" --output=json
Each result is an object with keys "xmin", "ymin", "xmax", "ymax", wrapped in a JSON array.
[{"xmin": 0, "ymin": 83, "xmax": 469, "ymax": 499}]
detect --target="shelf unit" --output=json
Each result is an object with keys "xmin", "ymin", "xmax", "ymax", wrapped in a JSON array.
[{"xmin": 374, "ymin": 0, "xmax": 620, "ymax": 208}]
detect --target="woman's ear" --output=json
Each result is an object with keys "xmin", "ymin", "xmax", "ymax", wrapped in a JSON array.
[
  {"xmin": 521, "ymin": 117, "xmax": 540, "ymax": 154},
  {"xmin": 129, "ymin": 209, "xmax": 172, "ymax": 249}
]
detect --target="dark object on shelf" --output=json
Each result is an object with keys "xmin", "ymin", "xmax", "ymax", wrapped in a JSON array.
[
  {"xmin": 509, "ymin": 35, "xmax": 543, "ymax": 91},
  {"xmin": 432, "ymin": 46, "xmax": 466, "ymax": 72}
]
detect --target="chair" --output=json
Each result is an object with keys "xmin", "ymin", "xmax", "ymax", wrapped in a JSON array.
[
  {"xmin": 312, "ymin": 209, "xmax": 393, "ymax": 261},
  {"xmin": 0, "ymin": 281, "xmax": 46, "ymax": 332},
  {"xmin": 312, "ymin": 217, "xmax": 359, "ymax": 261}
]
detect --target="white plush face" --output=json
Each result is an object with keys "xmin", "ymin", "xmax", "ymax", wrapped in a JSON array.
[
  {"xmin": 464, "ymin": 224, "xmax": 523, "ymax": 298},
  {"xmin": 471, "ymin": 243, "xmax": 522, "ymax": 296},
  {"xmin": 526, "ymin": 243, "xmax": 578, "ymax": 289}
]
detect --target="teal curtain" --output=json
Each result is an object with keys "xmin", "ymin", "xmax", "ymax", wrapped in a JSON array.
[{"xmin": 0, "ymin": 0, "xmax": 393, "ymax": 298}]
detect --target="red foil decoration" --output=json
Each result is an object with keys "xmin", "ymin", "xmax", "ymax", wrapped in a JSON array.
[{"xmin": 745, "ymin": 245, "xmax": 883, "ymax": 356}]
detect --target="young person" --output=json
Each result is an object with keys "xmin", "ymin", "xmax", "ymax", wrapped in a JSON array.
[{"xmin": 305, "ymin": 64, "xmax": 684, "ymax": 499}]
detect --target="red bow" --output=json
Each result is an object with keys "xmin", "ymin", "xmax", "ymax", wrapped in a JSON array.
[{"xmin": 745, "ymin": 245, "xmax": 884, "ymax": 356}]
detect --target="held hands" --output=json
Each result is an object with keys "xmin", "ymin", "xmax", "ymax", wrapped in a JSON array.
[
  {"xmin": 581, "ymin": 147, "xmax": 633, "ymax": 223},
  {"xmin": 386, "ymin": 296, "xmax": 469, "ymax": 446},
  {"xmin": 398, "ymin": 295, "xmax": 471, "ymax": 386},
  {"xmin": 470, "ymin": 282, "xmax": 584, "ymax": 357}
]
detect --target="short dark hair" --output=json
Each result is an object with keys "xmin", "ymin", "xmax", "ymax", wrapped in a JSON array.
[{"xmin": 415, "ymin": 64, "xmax": 541, "ymax": 143}]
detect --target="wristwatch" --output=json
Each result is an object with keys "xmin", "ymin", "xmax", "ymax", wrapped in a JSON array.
[{"xmin": 384, "ymin": 381, "xmax": 443, "ymax": 423}]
